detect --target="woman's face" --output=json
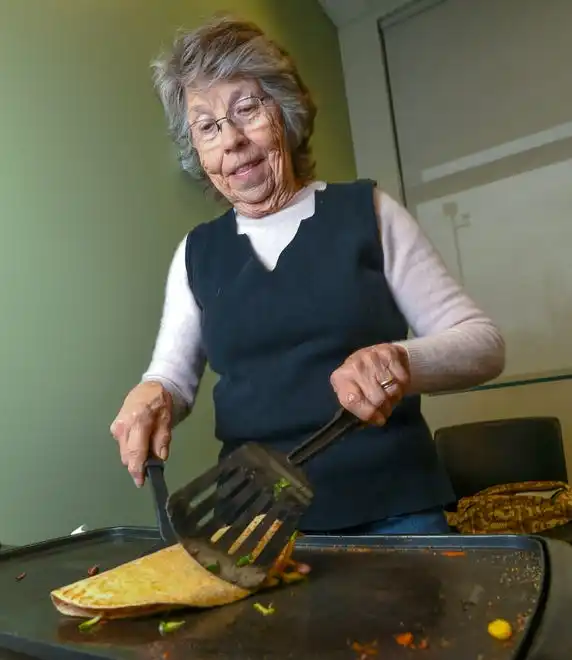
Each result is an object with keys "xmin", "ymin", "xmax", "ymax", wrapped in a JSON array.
[{"xmin": 186, "ymin": 79, "xmax": 299, "ymax": 217}]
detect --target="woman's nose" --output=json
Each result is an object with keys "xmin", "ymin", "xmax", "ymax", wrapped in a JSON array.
[{"xmin": 220, "ymin": 120, "xmax": 248, "ymax": 152}]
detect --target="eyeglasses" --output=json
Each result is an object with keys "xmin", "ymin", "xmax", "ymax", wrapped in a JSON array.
[{"xmin": 189, "ymin": 96, "xmax": 271, "ymax": 144}]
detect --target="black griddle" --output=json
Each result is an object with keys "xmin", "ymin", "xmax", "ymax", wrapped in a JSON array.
[{"xmin": 0, "ymin": 527, "xmax": 571, "ymax": 660}]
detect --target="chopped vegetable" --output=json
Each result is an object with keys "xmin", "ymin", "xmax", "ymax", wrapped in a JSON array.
[
  {"xmin": 441, "ymin": 551, "xmax": 466, "ymax": 557},
  {"xmin": 236, "ymin": 553, "xmax": 253, "ymax": 567},
  {"xmin": 488, "ymin": 619, "xmax": 513, "ymax": 641},
  {"xmin": 253, "ymin": 602, "xmax": 275, "ymax": 616},
  {"xmin": 78, "ymin": 615, "xmax": 103, "ymax": 633},
  {"xmin": 280, "ymin": 571, "xmax": 306, "ymax": 584},
  {"xmin": 159, "ymin": 621, "xmax": 186, "ymax": 635},
  {"xmin": 273, "ymin": 478, "xmax": 291, "ymax": 498},
  {"xmin": 394, "ymin": 632, "xmax": 414, "ymax": 647},
  {"xmin": 350, "ymin": 640, "xmax": 378, "ymax": 657},
  {"xmin": 283, "ymin": 559, "xmax": 311, "ymax": 575},
  {"xmin": 15, "ymin": 572, "xmax": 26, "ymax": 582},
  {"xmin": 393, "ymin": 632, "xmax": 429, "ymax": 650},
  {"xmin": 87, "ymin": 564, "xmax": 100, "ymax": 577},
  {"xmin": 205, "ymin": 562, "xmax": 220, "ymax": 574}
]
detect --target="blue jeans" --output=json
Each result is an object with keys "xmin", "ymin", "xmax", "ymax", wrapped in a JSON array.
[{"xmin": 307, "ymin": 507, "xmax": 451, "ymax": 535}]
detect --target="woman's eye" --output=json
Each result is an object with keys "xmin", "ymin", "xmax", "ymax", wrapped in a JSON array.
[
  {"xmin": 235, "ymin": 101, "xmax": 258, "ymax": 117},
  {"xmin": 197, "ymin": 120, "xmax": 216, "ymax": 134}
]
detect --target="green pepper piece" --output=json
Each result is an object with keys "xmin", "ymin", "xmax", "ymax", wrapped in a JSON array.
[
  {"xmin": 159, "ymin": 620, "xmax": 186, "ymax": 635},
  {"xmin": 236, "ymin": 553, "xmax": 253, "ymax": 567},
  {"xmin": 253, "ymin": 602, "xmax": 275, "ymax": 616},
  {"xmin": 78, "ymin": 615, "xmax": 102, "ymax": 632},
  {"xmin": 273, "ymin": 477, "xmax": 291, "ymax": 498}
]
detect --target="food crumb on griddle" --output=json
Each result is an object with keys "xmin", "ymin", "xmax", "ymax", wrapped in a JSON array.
[
  {"xmin": 87, "ymin": 564, "xmax": 99, "ymax": 576},
  {"xmin": 349, "ymin": 639, "xmax": 378, "ymax": 657},
  {"xmin": 488, "ymin": 619, "xmax": 513, "ymax": 641},
  {"xmin": 516, "ymin": 612, "xmax": 530, "ymax": 632},
  {"xmin": 15, "ymin": 572, "xmax": 26, "ymax": 581},
  {"xmin": 393, "ymin": 632, "xmax": 430, "ymax": 650}
]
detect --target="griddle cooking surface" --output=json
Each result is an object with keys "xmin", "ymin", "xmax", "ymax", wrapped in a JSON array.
[{"xmin": 0, "ymin": 528, "xmax": 545, "ymax": 660}]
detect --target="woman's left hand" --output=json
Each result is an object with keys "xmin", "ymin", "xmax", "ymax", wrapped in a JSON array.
[{"xmin": 330, "ymin": 344, "xmax": 411, "ymax": 425}]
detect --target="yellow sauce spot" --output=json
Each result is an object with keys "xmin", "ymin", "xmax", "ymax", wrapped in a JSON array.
[{"xmin": 488, "ymin": 619, "xmax": 513, "ymax": 641}]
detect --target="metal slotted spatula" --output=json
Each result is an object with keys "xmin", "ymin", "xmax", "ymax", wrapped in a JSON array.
[{"xmin": 166, "ymin": 408, "xmax": 363, "ymax": 590}]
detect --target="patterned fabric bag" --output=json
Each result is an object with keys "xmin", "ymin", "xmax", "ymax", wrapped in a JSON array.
[{"xmin": 446, "ymin": 481, "xmax": 572, "ymax": 534}]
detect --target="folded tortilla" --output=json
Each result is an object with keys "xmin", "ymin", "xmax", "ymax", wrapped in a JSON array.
[{"xmin": 51, "ymin": 517, "xmax": 296, "ymax": 620}]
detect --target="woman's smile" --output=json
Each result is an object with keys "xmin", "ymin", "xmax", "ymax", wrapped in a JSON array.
[{"xmin": 229, "ymin": 158, "xmax": 265, "ymax": 183}]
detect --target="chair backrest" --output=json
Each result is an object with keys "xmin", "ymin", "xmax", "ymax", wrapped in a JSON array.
[{"xmin": 434, "ymin": 417, "xmax": 568, "ymax": 502}]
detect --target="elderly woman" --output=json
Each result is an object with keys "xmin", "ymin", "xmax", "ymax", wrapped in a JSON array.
[{"xmin": 111, "ymin": 16, "xmax": 505, "ymax": 535}]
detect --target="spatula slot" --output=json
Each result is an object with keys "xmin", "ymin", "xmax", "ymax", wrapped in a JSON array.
[
  {"xmin": 212, "ymin": 491, "xmax": 275, "ymax": 556},
  {"xmin": 254, "ymin": 512, "xmax": 300, "ymax": 567},
  {"xmin": 180, "ymin": 469, "xmax": 249, "ymax": 531},
  {"xmin": 233, "ymin": 500, "xmax": 293, "ymax": 561},
  {"xmin": 215, "ymin": 480, "xmax": 266, "ymax": 527}
]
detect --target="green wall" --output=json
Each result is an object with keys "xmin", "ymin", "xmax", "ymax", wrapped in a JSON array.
[{"xmin": 0, "ymin": 1, "xmax": 355, "ymax": 544}]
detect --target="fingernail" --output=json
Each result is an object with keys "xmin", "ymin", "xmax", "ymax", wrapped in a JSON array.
[
  {"xmin": 159, "ymin": 447, "xmax": 168, "ymax": 460},
  {"xmin": 373, "ymin": 413, "xmax": 386, "ymax": 426}
]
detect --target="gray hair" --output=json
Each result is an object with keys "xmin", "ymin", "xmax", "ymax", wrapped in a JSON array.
[{"xmin": 151, "ymin": 15, "xmax": 317, "ymax": 189}]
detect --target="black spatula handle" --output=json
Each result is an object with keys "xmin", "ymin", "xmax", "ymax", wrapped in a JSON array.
[
  {"xmin": 145, "ymin": 456, "xmax": 177, "ymax": 545},
  {"xmin": 287, "ymin": 408, "xmax": 364, "ymax": 467}
]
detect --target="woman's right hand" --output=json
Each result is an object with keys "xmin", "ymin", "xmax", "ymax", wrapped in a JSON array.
[{"xmin": 110, "ymin": 381, "xmax": 173, "ymax": 487}]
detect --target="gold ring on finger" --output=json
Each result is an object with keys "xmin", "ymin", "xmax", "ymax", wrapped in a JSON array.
[{"xmin": 379, "ymin": 378, "xmax": 395, "ymax": 391}]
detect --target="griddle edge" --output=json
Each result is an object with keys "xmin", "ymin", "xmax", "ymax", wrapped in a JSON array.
[{"xmin": 526, "ymin": 537, "xmax": 572, "ymax": 660}]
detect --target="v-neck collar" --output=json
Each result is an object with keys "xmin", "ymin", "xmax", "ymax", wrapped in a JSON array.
[{"xmin": 229, "ymin": 183, "xmax": 328, "ymax": 273}]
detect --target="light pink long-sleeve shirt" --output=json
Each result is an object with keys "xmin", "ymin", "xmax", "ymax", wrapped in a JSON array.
[{"xmin": 142, "ymin": 182, "xmax": 505, "ymax": 422}]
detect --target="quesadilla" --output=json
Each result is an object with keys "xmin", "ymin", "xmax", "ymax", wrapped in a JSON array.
[{"xmin": 51, "ymin": 517, "xmax": 297, "ymax": 620}]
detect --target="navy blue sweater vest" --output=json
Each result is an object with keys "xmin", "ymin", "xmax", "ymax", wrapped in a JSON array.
[{"xmin": 186, "ymin": 180, "xmax": 454, "ymax": 530}]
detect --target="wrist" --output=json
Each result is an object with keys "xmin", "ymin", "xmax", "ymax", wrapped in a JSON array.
[{"xmin": 392, "ymin": 342, "xmax": 410, "ymax": 368}]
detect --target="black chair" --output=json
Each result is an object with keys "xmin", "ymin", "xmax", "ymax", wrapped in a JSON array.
[
  {"xmin": 434, "ymin": 416, "xmax": 572, "ymax": 541},
  {"xmin": 435, "ymin": 417, "xmax": 568, "ymax": 501}
]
